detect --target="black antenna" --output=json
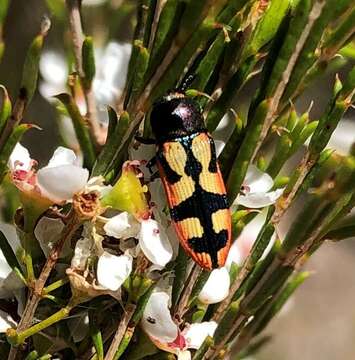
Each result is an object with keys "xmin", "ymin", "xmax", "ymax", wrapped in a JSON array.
[{"xmin": 177, "ymin": 74, "xmax": 196, "ymax": 93}]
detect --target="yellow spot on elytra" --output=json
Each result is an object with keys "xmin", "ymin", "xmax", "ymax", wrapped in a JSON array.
[
  {"xmin": 163, "ymin": 141, "xmax": 195, "ymax": 206},
  {"xmin": 192, "ymin": 134, "xmax": 226, "ymax": 194},
  {"xmin": 178, "ymin": 217, "xmax": 204, "ymax": 239},
  {"xmin": 212, "ymin": 209, "xmax": 230, "ymax": 234},
  {"xmin": 164, "ymin": 142, "xmax": 187, "ymax": 176}
]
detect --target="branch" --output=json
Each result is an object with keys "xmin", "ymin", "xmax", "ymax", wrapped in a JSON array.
[
  {"xmin": 104, "ymin": 304, "xmax": 137, "ymax": 360},
  {"xmin": 7, "ymin": 210, "xmax": 81, "ymax": 360},
  {"xmin": 65, "ymin": 0, "xmax": 101, "ymax": 145}
]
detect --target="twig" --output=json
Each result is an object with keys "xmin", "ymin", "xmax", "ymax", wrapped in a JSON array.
[
  {"xmin": 65, "ymin": 0, "xmax": 101, "ymax": 145},
  {"xmin": 174, "ymin": 264, "xmax": 201, "ymax": 321},
  {"xmin": 211, "ymin": 0, "xmax": 327, "ymax": 326},
  {"xmin": 271, "ymin": 152, "xmax": 315, "ymax": 224},
  {"xmin": 208, "ymin": 191, "xmax": 352, "ymax": 359},
  {"xmin": 7, "ymin": 211, "xmax": 81, "ymax": 360},
  {"xmin": 250, "ymin": 0, "xmax": 326, "ymax": 163},
  {"xmin": 212, "ymin": 261, "xmax": 251, "ymax": 322},
  {"xmin": 104, "ymin": 303, "xmax": 137, "ymax": 360}
]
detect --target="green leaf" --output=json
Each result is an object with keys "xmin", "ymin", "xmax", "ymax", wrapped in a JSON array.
[
  {"xmin": 0, "ymin": 230, "xmax": 25, "ymax": 283},
  {"xmin": 24, "ymin": 350, "xmax": 39, "ymax": 360},
  {"xmin": 82, "ymin": 36, "xmax": 96, "ymax": 89},
  {"xmin": 0, "ymin": 0, "xmax": 9, "ymax": 24},
  {"xmin": 243, "ymin": 0, "xmax": 291, "ymax": 59},
  {"xmin": 0, "ymin": 85, "xmax": 11, "ymax": 136},
  {"xmin": 281, "ymin": 0, "xmax": 353, "ymax": 103},
  {"xmin": 227, "ymin": 100, "xmax": 270, "ymax": 203},
  {"xmin": 55, "ymin": 93, "xmax": 96, "ymax": 170},
  {"xmin": 127, "ymin": 41, "xmax": 150, "ymax": 110},
  {"xmin": 339, "ymin": 41, "xmax": 355, "ymax": 59},
  {"xmin": 89, "ymin": 311, "xmax": 104, "ymax": 360},
  {"xmin": 92, "ymin": 110, "xmax": 130, "ymax": 177},
  {"xmin": 171, "ymin": 246, "xmax": 189, "ymax": 308},
  {"xmin": 192, "ymin": 336, "xmax": 214, "ymax": 360},
  {"xmin": 21, "ymin": 19, "xmax": 50, "ymax": 104}
]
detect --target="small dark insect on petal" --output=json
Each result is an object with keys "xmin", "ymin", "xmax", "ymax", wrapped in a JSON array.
[
  {"xmin": 147, "ymin": 316, "xmax": 156, "ymax": 324},
  {"xmin": 240, "ymin": 185, "xmax": 251, "ymax": 195}
]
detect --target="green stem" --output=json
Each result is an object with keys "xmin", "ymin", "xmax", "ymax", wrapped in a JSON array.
[{"xmin": 7, "ymin": 301, "xmax": 75, "ymax": 345}]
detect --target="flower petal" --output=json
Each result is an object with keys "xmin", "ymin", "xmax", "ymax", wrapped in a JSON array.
[
  {"xmin": 104, "ymin": 212, "xmax": 140, "ymax": 239},
  {"xmin": 226, "ymin": 210, "xmax": 276, "ymax": 268},
  {"xmin": 198, "ymin": 267, "xmax": 230, "ymax": 304},
  {"xmin": 177, "ymin": 350, "xmax": 192, "ymax": 360},
  {"xmin": 8, "ymin": 143, "xmax": 32, "ymax": 171},
  {"xmin": 236, "ymin": 188, "xmax": 284, "ymax": 208},
  {"xmin": 34, "ymin": 216, "xmax": 68, "ymax": 258},
  {"xmin": 243, "ymin": 165, "xmax": 274, "ymax": 193},
  {"xmin": 184, "ymin": 321, "xmax": 217, "ymax": 349},
  {"xmin": 0, "ymin": 310, "xmax": 16, "ymax": 332},
  {"xmin": 328, "ymin": 118, "xmax": 355, "ymax": 155},
  {"xmin": 39, "ymin": 51, "xmax": 68, "ymax": 87},
  {"xmin": 139, "ymin": 219, "xmax": 173, "ymax": 267},
  {"xmin": 0, "ymin": 248, "xmax": 12, "ymax": 281},
  {"xmin": 214, "ymin": 139, "xmax": 225, "ymax": 157},
  {"xmin": 45, "ymin": 147, "xmax": 78, "ymax": 168},
  {"xmin": 37, "ymin": 164, "xmax": 89, "ymax": 202},
  {"xmin": 141, "ymin": 291, "xmax": 178, "ymax": 343},
  {"xmin": 71, "ymin": 236, "xmax": 92, "ymax": 270},
  {"xmin": 93, "ymin": 42, "xmax": 131, "ymax": 108},
  {"xmin": 211, "ymin": 114, "xmax": 235, "ymax": 156},
  {"xmin": 97, "ymin": 252, "xmax": 132, "ymax": 291},
  {"xmin": 58, "ymin": 116, "xmax": 79, "ymax": 150}
]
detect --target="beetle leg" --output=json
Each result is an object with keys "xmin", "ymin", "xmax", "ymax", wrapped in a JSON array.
[
  {"xmin": 149, "ymin": 170, "xmax": 160, "ymax": 182},
  {"xmin": 146, "ymin": 156, "xmax": 157, "ymax": 174}
]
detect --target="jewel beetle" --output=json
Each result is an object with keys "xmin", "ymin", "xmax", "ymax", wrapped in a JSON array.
[{"xmin": 148, "ymin": 89, "xmax": 231, "ymax": 270}]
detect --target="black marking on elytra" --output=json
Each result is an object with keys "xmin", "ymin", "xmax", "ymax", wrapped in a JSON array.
[
  {"xmin": 158, "ymin": 132, "xmax": 228, "ymax": 268},
  {"xmin": 157, "ymin": 151, "xmax": 182, "ymax": 184},
  {"xmin": 208, "ymin": 138, "xmax": 218, "ymax": 173}
]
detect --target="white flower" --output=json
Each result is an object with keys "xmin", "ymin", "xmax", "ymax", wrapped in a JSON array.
[
  {"xmin": 141, "ymin": 291, "xmax": 178, "ymax": 343},
  {"xmin": 93, "ymin": 42, "xmax": 131, "ymax": 109},
  {"xmin": 37, "ymin": 147, "xmax": 89, "ymax": 202},
  {"xmin": 183, "ymin": 321, "xmax": 217, "ymax": 349},
  {"xmin": 9, "ymin": 144, "xmax": 89, "ymax": 204},
  {"xmin": 141, "ymin": 291, "xmax": 218, "ymax": 358},
  {"xmin": 39, "ymin": 42, "xmax": 131, "ymax": 126},
  {"xmin": 235, "ymin": 165, "xmax": 284, "ymax": 208},
  {"xmin": 139, "ymin": 219, "xmax": 173, "ymax": 268},
  {"xmin": 39, "ymin": 50, "xmax": 68, "ymax": 99},
  {"xmin": 96, "ymin": 251, "xmax": 132, "ymax": 291},
  {"xmin": 8, "ymin": 143, "xmax": 32, "ymax": 172},
  {"xmin": 328, "ymin": 118, "xmax": 355, "ymax": 155},
  {"xmin": 226, "ymin": 210, "xmax": 276, "ymax": 268},
  {"xmin": 198, "ymin": 267, "xmax": 230, "ymax": 304},
  {"xmin": 103, "ymin": 212, "xmax": 140, "ymax": 239}
]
